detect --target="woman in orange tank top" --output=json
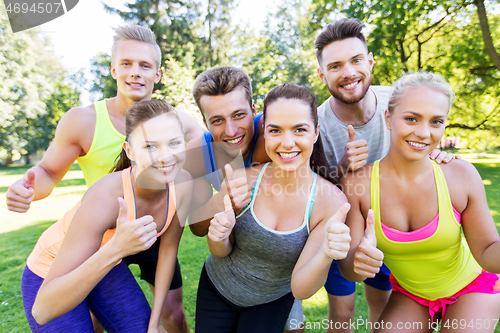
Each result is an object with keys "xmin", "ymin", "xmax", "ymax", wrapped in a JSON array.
[{"xmin": 22, "ymin": 100, "xmax": 193, "ymax": 333}]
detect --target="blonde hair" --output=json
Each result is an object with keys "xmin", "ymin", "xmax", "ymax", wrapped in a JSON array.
[
  {"xmin": 111, "ymin": 25, "xmax": 162, "ymax": 69},
  {"xmin": 388, "ymin": 72, "xmax": 455, "ymax": 114}
]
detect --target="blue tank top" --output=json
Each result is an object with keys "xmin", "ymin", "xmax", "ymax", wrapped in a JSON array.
[
  {"xmin": 201, "ymin": 113, "xmax": 263, "ymax": 191},
  {"xmin": 205, "ymin": 162, "xmax": 317, "ymax": 307}
]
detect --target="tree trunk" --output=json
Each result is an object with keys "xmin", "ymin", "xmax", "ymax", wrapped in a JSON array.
[{"xmin": 474, "ymin": 0, "xmax": 500, "ymax": 71}]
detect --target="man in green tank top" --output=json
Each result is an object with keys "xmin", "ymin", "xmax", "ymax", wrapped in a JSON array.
[{"xmin": 6, "ymin": 25, "xmax": 202, "ymax": 333}]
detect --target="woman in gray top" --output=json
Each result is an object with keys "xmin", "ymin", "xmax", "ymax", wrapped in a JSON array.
[{"xmin": 195, "ymin": 84, "xmax": 351, "ymax": 333}]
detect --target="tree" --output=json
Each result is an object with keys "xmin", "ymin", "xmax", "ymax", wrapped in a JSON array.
[
  {"xmin": 90, "ymin": 52, "xmax": 116, "ymax": 100},
  {"xmin": 306, "ymin": 0, "xmax": 500, "ymax": 148},
  {"xmin": 0, "ymin": 10, "xmax": 81, "ymax": 163},
  {"xmin": 103, "ymin": 0, "xmax": 206, "ymax": 71},
  {"xmin": 243, "ymin": 0, "xmax": 328, "ymax": 107},
  {"xmin": 474, "ymin": 0, "xmax": 500, "ymax": 71}
]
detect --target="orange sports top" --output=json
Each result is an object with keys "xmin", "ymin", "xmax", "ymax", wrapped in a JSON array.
[{"xmin": 27, "ymin": 167, "xmax": 176, "ymax": 278}]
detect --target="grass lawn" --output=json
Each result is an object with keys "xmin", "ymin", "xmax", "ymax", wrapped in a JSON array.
[{"xmin": 1, "ymin": 152, "xmax": 499, "ymax": 332}]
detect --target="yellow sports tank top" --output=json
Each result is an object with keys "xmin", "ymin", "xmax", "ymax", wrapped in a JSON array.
[
  {"xmin": 76, "ymin": 100, "xmax": 125, "ymax": 187},
  {"xmin": 371, "ymin": 159, "xmax": 481, "ymax": 300}
]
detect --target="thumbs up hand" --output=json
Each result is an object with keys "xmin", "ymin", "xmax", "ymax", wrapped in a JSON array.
[
  {"xmin": 322, "ymin": 203, "xmax": 351, "ymax": 260},
  {"xmin": 6, "ymin": 168, "xmax": 37, "ymax": 213},
  {"xmin": 353, "ymin": 209, "xmax": 384, "ymax": 278},
  {"xmin": 222, "ymin": 164, "xmax": 252, "ymax": 213},
  {"xmin": 208, "ymin": 195, "xmax": 236, "ymax": 243},
  {"xmin": 338, "ymin": 125, "xmax": 369, "ymax": 174},
  {"xmin": 112, "ymin": 197, "xmax": 158, "ymax": 257}
]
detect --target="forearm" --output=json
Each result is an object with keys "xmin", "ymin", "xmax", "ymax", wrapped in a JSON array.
[
  {"xmin": 475, "ymin": 240, "xmax": 500, "ymax": 273},
  {"xmin": 291, "ymin": 250, "xmax": 334, "ymax": 300},
  {"xmin": 207, "ymin": 237, "xmax": 233, "ymax": 258},
  {"xmin": 31, "ymin": 165, "xmax": 61, "ymax": 200},
  {"xmin": 188, "ymin": 193, "xmax": 225, "ymax": 236},
  {"xmin": 32, "ymin": 243, "xmax": 122, "ymax": 325}
]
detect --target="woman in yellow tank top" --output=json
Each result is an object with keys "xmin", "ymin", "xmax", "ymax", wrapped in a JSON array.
[
  {"xmin": 338, "ymin": 72, "xmax": 500, "ymax": 332},
  {"xmin": 22, "ymin": 100, "xmax": 193, "ymax": 333}
]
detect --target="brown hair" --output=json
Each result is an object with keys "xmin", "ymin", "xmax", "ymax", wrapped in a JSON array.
[
  {"xmin": 112, "ymin": 25, "xmax": 162, "ymax": 69},
  {"xmin": 193, "ymin": 66, "xmax": 253, "ymax": 118},
  {"xmin": 111, "ymin": 100, "xmax": 182, "ymax": 172},
  {"xmin": 263, "ymin": 84, "xmax": 335, "ymax": 184},
  {"xmin": 315, "ymin": 18, "xmax": 367, "ymax": 68}
]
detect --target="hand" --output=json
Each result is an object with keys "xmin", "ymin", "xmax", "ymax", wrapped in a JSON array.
[
  {"xmin": 429, "ymin": 149, "xmax": 459, "ymax": 164},
  {"xmin": 223, "ymin": 164, "xmax": 252, "ymax": 213},
  {"xmin": 208, "ymin": 195, "xmax": 236, "ymax": 243},
  {"xmin": 6, "ymin": 168, "xmax": 36, "ymax": 213},
  {"xmin": 112, "ymin": 198, "xmax": 158, "ymax": 257},
  {"xmin": 338, "ymin": 125, "xmax": 369, "ymax": 174},
  {"xmin": 323, "ymin": 203, "xmax": 351, "ymax": 260},
  {"xmin": 353, "ymin": 209, "xmax": 384, "ymax": 278}
]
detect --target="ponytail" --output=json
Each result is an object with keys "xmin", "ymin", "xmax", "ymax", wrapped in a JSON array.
[{"xmin": 110, "ymin": 148, "xmax": 131, "ymax": 173}]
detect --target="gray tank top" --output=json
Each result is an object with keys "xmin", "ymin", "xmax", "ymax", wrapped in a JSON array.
[{"xmin": 205, "ymin": 163, "xmax": 317, "ymax": 307}]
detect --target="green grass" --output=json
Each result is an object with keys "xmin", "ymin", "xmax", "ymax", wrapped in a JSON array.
[{"xmin": 0, "ymin": 156, "xmax": 499, "ymax": 332}]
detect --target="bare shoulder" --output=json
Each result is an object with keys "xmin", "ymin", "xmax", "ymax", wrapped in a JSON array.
[
  {"xmin": 176, "ymin": 168, "xmax": 193, "ymax": 183},
  {"xmin": 55, "ymin": 104, "xmax": 96, "ymax": 142},
  {"xmin": 310, "ymin": 176, "xmax": 348, "ymax": 228},
  {"xmin": 316, "ymin": 176, "xmax": 347, "ymax": 206},
  {"xmin": 340, "ymin": 164, "xmax": 373, "ymax": 189},
  {"xmin": 246, "ymin": 162, "xmax": 266, "ymax": 183},
  {"xmin": 439, "ymin": 157, "xmax": 479, "ymax": 179},
  {"xmin": 174, "ymin": 169, "xmax": 194, "ymax": 208},
  {"xmin": 77, "ymin": 171, "xmax": 124, "ymax": 228},
  {"xmin": 439, "ymin": 158, "xmax": 482, "ymax": 208},
  {"xmin": 184, "ymin": 136, "xmax": 206, "ymax": 177},
  {"xmin": 176, "ymin": 109, "xmax": 204, "ymax": 141},
  {"xmin": 59, "ymin": 104, "xmax": 96, "ymax": 128}
]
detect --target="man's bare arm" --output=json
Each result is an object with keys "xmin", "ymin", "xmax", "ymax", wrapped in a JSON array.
[{"xmin": 6, "ymin": 107, "xmax": 92, "ymax": 212}]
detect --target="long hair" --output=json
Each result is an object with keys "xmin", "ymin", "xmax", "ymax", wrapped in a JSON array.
[
  {"xmin": 111, "ymin": 100, "xmax": 182, "ymax": 172},
  {"xmin": 263, "ymin": 84, "xmax": 336, "ymax": 184}
]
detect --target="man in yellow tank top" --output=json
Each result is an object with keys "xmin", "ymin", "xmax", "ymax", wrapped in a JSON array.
[{"xmin": 6, "ymin": 25, "xmax": 202, "ymax": 333}]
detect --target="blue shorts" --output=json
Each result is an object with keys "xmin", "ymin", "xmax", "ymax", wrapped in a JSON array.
[
  {"xmin": 324, "ymin": 260, "xmax": 392, "ymax": 296},
  {"xmin": 22, "ymin": 261, "xmax": 151, "ymax": 333}
]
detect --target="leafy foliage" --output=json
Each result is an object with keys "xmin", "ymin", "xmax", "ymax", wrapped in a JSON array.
[{"xmin": 0, "ymin": 8, "xmax": 81, "ymax": 163}]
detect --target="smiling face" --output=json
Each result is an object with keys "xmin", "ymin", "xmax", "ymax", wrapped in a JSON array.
[
  {"xmin": 264, "ymin": 98, "xmax": 319, "ymax": 173},
  {"xmin": 125, "ymin": 113, "xmax": 185, "ymax": 187},
  {"xmin": 200, "ymin": 87, "xmax": 257, "ymax": 159},
  {"xmin": 111, "ymin": 40, "xmax": 161, "ymax": 102},
  {"xmin": 386, "ymin": 86, "xmax": 449, "ymax": 161},
  {"xmin": 317, "ymin": 37, "xmax": 374, "ymax": 104}
]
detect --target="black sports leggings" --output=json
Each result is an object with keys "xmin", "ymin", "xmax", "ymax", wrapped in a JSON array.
[{"xmin": 195, "ymin": 265, "xmax": 294, "ymax": 333}]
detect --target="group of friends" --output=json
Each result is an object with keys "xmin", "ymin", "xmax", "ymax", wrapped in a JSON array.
[{"xmin": 6, "ymin": 18, "xmax": 500, "ymax": 333}]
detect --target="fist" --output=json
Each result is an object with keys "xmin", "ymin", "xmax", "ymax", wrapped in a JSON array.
[
  {"xmin": 6, "ymin": 169, "xmax": 36, "ymax": 213},
  {"xmin": 208, "ymin": 195, "xmax": 236, "ymax": 243},
  {"xmin": 114, "ymin": 197, "xmax": 158, "ymax": 256},
  {"xmin": 223, "ymin": 164, "xmax": 252, "ymax": 212},
  {"xmin": 323, "ymin": 203, "xmax": 351, "ymax": 260},
  {"xmin": 340, "ymin": 125, "xmax": 369, "ymax": 173},
  {"xmin": 353, "ymin": 209, "xmax": 384, "ymax": 278}
]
